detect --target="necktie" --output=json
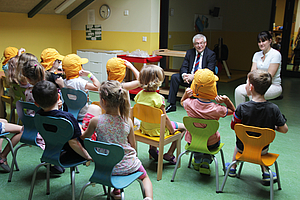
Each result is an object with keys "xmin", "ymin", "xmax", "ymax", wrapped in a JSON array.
[{"xmin": 194, "ymin": 53, "xmax": 200, "ymax": 73}]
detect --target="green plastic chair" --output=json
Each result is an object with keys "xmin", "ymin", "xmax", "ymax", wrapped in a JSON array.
[
  {"xmin": 8, "ymin": 101, "xmax": 40, "ymax": 182},
  {"xmin": 171, "ymin": 117, "xmax": 226, "ymax": 192},
  {"xmin": 30, "ymin": 114, "xmax": 87, "ymax": 200},
  {"xmin": 79, "ymin": 138, "xmax": 146, "ymax": 200}
]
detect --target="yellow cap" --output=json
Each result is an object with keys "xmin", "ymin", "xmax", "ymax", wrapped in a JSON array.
[
  {"xmin": 190, "ymin": 68, "xmax": 219, "ymax": 100},
  {"xmin": 2, "ymin": 47, "xmax": 18, "ymax": 65},
  {"xmin": 62, "ymin": 54, "xmax": 88, "ymax": 80},
  {"xmin": 40, "ymin": 48, "xmax": 64, "ymax": 71},
  {"xmin": 106, "ymin": 57, "xmax": 126, "ymax": 82}
]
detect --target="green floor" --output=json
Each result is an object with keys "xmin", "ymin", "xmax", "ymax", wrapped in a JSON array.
[{"xmin": 0, "ymin": 76, "xmax": 299, "ymax": 200}]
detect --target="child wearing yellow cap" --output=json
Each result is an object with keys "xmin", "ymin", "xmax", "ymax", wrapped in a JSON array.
[
  {"xmin": 180, "ymin": 68, "xmax": 235, "ymax": 175},
  {"xmin": 2, "ymin": 47, "xmax": 25, "ymax": 74}
]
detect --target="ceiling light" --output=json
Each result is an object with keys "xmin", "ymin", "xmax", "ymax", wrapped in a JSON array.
[{"xmin": 55, "ymin": 0, "xmax": 76, "ymax": 14}]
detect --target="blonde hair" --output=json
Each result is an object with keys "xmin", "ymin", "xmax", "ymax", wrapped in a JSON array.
[
  {"xmin": 6, "ymin": 55, "xmax": 19, "ymax": 84},
  {"xmin": 99, "ymin": 80, "xmax": 130, "ymax": 120},
  {"xmin": 16, "ymin": 53, "xmax": 38, "ymax": 85},
  {"xmin": 139, "ymin": 64, "xmax": 164, "ymax": 91},
  {"xmin": 22, "ymin": 60, "xmax": 45, "ymax": 85}
]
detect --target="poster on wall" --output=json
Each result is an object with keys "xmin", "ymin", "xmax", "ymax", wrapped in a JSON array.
[
  {"xmin": 86, "ymin": 25, "xmax": 102, "ymax": 40},
  {"xmin": 194, "ymin": 14, "xmax": 223, "ymax": 31}
]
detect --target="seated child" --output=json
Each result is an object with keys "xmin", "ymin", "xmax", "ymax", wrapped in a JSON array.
[
  {"xmin": 81, "ymin": 80, "xmax": 153, "ymax": 200},
  {"xmin": 228, "ymin": 70, "xmax": 288, "ymax": 184},
  {"xmin": 134, "ymin": 64, "xmax": 186, "ymax": 164},
  {"xmin": 40, "ymin": 48, "xmax": 65, "ymax": 88},
  {"xmin": 0, "ymin": 118, "xmax": 23, "ymax": 173},
  {"xmin": 32, "ymin": 80, "xmax": 92, "ymax": 170},
  {"xmin": 62, "ymin": 54, "xmax": 101, "ymax": 121},
  {"xmin": 181, "ymin": 68, "xmax": 235, "ymax": 175}
]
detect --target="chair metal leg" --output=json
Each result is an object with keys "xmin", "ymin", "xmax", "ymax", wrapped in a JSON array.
[
  {"xmin": 220, "ymin": 149, "xmax": 226, "ymax": 175},
  {"xmin": 137, "ymin": 178, "xmax": 146, "ymax": 198},
  {"xmin": 46, "ymin": 164, "xmax": 50, "ymax": 195},
  {"xmin": 79, "ymin": 181, "xmax": 92, "ymax": 200},
  {"xmin": 218, "ymin": 161, "xmax": 237, "ymax": 193},
  {"xmin": 188, "ymin": 151, "xmax": 193, "ymax": 168},
  {"xmin": 213, "ymin": 156, "xmax": 219, "ymax": 192},
  {"xmin": 28, "ymin": 162, "xmax": 47, "ymax": 200},
  {"xmin": 120, "ymin": 189, "xmax": 125, "ymax": 200},
  {"xmin": 268, "ymin": 168, "xmax": 274, "ymax": 200},
  {"xmin": 8, "ymin": 143, "xmax": 28, "ymax": 182},
  {"xmin": 171, "ymin": 150, "xmax": 188, "ymax": 182},
  {"xmin": 107, "ymin": 187, "xmax": 111, "ymax": 200},
  {"xmin": 274, "ymin": 161, "xmax": 281, "ymax": 190},
  {"xmin": 237, "ymin": 161, "xmax": 244, "ymax": 178},
  {"xmin": 71, "ymin": 167, "xmax": 75, "ymax": 200},
  {"xmin": 2, "ymin": 136, "xmax": 17, "ymax": 182},
  {"xmin": 75, "ymin": 166, "xmax": 80, "ymax": 173}
]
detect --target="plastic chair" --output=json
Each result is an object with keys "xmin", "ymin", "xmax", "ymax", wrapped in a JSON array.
[
  {"xmin": 79, "ymin": 139, "xmax": 146, "ymax": 200},
  {"xmin": 8, "ymin": 101, "xmax": 40, "ymax": 182},
  {"xmin": 61, "ymin": 87, "xmax": 87, "ymax": 120},
  {"xmin": 130, "ymin": 103, "xmax": 182, "ymax": 181},
  {"xmin": 9, "ymin": 83, "xmax": 26, "ymax": 124},
  {"xmin": 0, "ymin": 76, "xmax": 13, "ymax": 121},
  {"xmin": 171, "ymin": 117, "xmax": 225, "ymax": 192},
  {"xmin": 30, "ymin": 114, "xmax": 87, "ymax": 200},
  {"xmin": 0, "ymin": 132, "xmax": 17, "ymax": 175},
  {"xmin": 218, "ymin": 124, "xmax": 281, "ymax": 200}
]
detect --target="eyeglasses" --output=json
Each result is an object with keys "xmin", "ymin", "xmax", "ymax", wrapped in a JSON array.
[{"xmin": 194, "ymin": 42, "xmax": 205, "ymax": 46}]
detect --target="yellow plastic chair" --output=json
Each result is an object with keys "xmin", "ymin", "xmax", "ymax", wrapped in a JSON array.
[
  {"xmin": 171, "ymin": 117, "xmax": 225, "ymax": 192},
  {"xmin": 218, "ymin": 124, "xmax": 281, "ymax": 200},
  {"xmin": 130, "ymin": 103, "xmax": 182, "ymax": 181}
]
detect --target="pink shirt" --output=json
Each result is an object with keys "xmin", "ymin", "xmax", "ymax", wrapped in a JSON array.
[{"xmin": 183, "ymin": 98, "xmax": 228, "ymax": 146}]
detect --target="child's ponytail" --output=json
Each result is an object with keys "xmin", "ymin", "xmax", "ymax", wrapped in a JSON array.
[{"xmin": 119, "ymin": 87, "xmax": 130, "ymax": 120}]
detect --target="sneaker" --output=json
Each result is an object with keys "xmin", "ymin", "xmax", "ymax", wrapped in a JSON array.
[
  {"xmin": 262, "ymin": 172, "xmax": 277, "ymax": 185},
  {"xmin": 199, "ymin": 162, "xmax": 211, "ymax": 175},
  {"xmin": 225, "ymin": 162, "xmax": 236, "ymax": 177},
  {"xmin": 191, "ymin": 158, "xmax": 201, "ymax": 171}
]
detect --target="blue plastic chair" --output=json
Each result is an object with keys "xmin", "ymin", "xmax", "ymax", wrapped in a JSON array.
[
  {"xmin": 79, "ymin": 139, "xmax": 146, "ymax": 200},
  {"xmin": 8, "ymin": 101, "xmax": 40, "ymax": 182},
  {"xmin": 61, "ymin": 87, "xmax": 87, "ymax": 120},
  {"xmin": 171, "ymin": 117, "xmax": 226, "ymax": 192},
  {"xmin": 0, "ymin": 132, "xmax": 16, "ymax": 175},
  {"xmin": 30, "ymin": 114, "xmax": 87, "ymax": 200}
]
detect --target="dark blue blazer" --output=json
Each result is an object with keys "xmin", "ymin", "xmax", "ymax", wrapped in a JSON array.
[{"xmin": 180, "ymin": 47, "xmax": 216, "ymax": 76}]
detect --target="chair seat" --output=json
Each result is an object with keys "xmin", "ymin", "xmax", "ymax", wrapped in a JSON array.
[
  {"xmin": 236, "ymin": 152, "xmax": 279, "ymax": 166},
  {"xmin": 135, "ymin": 130, "xmax": 181, "ymax": 143},
  {"xmin": 0, "ymin": 132, "xmax": 10, "ymax": 137},
  {"xmin": 111, "ymin": 171, "xmax": 144, "ymax": 189},
  {"xmin": 185, "ymin": 142, "xmax": 224, "ymax": 155}
]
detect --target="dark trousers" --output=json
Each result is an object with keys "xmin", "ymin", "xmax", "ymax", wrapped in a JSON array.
[{"xmin": 167, "ymin": 73, "xmax": 190, "ymax": 105}]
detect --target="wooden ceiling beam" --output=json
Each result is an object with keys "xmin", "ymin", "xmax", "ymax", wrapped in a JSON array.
[
  {"xmin": 28, "ymin": 0, "xmax": 52, "ymax": 18},
  {"xmin": 67, "ymin": 0, "xmax": 94, "ymax": 19}
]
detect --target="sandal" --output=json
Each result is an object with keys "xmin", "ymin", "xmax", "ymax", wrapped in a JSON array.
[
  {"xmin": 0, "ymin": 157, "xmax": 11, "ymax": 173},
  {"xmin": 199, "ymin": 162, "xmax": 211, "ymax": 176},
  {"xmin": 163, "ymin": 153, "xmax": 176, "ymax": 165},
  {"xmin": 148, "ymin": 148, "xmax": 159, "ymax": 161}
]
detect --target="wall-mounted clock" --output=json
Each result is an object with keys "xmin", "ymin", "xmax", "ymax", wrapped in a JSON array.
[{"xmin": 99, "ymin": 4, "xmax": 111, "ymax": 19}]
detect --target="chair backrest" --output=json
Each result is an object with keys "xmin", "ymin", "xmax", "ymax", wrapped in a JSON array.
[
  {"xmin": 16, "ymin": 101, "xmax": 39, "ymax": 146},
  {"xmin": 61, "ymin": 87, "xmax": 87, "ymax": 119},
  {"xmin": 11, "ymin": 83, "xmax": 26, "ymax": 106},
  {"xmin": 183, "ymin": 116, "xmax": 219, "ymax": 154},
  {"xmin": 34, "ymin": 114, "xmax": 74, "ymax": 166},
  {"xmin": 84, "ymin": 138, "xmax": 124, "ymax": 187},
  {"xmin": 131, "ymin": 103, "xmax": 166, "ymax": 137},
  {"xmin": 234, "ymin": 123, "xmax": 276, "ymax": 166}
]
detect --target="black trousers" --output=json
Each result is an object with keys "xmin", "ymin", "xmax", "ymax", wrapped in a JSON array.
[{"xmin": 167, "ymin": 73, "xmax": 190, "ymax": 105}]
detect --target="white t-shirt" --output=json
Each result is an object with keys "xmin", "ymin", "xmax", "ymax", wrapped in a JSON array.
[
  {"xmin": 252, "ymin": 48, "xmax": 281, "ymax": 85},
  {"xmin": 64, "ymin": 77, "xmax": 88, "ymax": 120}
]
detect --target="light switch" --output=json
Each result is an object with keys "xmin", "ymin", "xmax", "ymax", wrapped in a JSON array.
[
  {"xmin": 124, "ymin": 10, "xmax": 129, "ymax": 16},
  {"xmin": 142, "ymin": 36, "xmax": 147, "ymax": 42}
]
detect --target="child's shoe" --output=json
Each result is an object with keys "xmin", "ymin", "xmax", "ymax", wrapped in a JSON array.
[
  {"xmin": 148, "ymin": 148, "xmax": 158, "ymax": 161},
  {"xmin": 110, "ymin": 189, "xmax": 121, "ymax": 200},
  {"xmin": 262, "ymin": 172, "xmax": 277, "ymax": 186},
  {"xmin": 163, "ymin": 153, "xmax": 176, "ymax": 165},
  {"xmin": 199, "ymin": 162, "xmax": 211, "ymax": 176},
  {"xmin": 191, "ymin": 158, "xmax": 201, "ymax": 171},
  {"xmin": 225, "ymin": 162, "xmax": 236, "ymax": 177}
]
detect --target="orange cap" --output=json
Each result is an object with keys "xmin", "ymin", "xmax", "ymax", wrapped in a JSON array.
[
  {"xmin": 40, "ymin": 48, "xmax": 64, "ymax": 71},
  {"xmin": 62, "ymin": 54, "xmax": 88, "ymax": 80},
  {"xmin": 106, "ymin": 57, "xmax": 126, "ymax": 82},
  {"xmin": 190, "ymin": 68, "xmax": 219, "ymax": 100},
  {"xmin": 2, "ymin": 47, "xmax": 18, "ymax": 65}
]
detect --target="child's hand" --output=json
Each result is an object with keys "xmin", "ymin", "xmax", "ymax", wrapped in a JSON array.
[
  {"xmin": 18, "ymin": 48, "xmax": 26, "ymax": 56},
  {"xmin": 215, "ymin": 95, "xmax": 228, "ymax": 103},
  {"xmin": 79, "ymin": 70, "xmax": 91, "ymax": 77},
  {"xmin": 185, "ymin": 88, "xmax": 193, "ymax": 97},
  {"xmin": 58, "ymin": 99, "xmax": 63, "ymax": 109},
  {"xmin": 124, "ymin": 59, "xmax": 134, "ymax": 69}
]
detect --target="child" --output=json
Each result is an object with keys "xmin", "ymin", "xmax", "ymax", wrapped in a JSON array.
[
  {"xmin": 181, "ymin": 68, "xmax": 235, "ymax": 175},
  {"xmin": 81, "ymin": 80, "xmax": 153, "ymax": 200},
  {"xmin": 16, "ymin": 53, "xmax": 38, "ymax": 88},
  {"xmin": 134, "ymin": 64, "xmax": 185, "ymax": 165},
  {"xmin": 2, "ymin": 47, "xmax": 25, "ymax": 74},
  {"xmin": 32, "ymin": 80, "xmax": 92, "ymax": 166},
  {"xmin": 40, "ymin": 48, "xmax": 65, "ymax": 88},
  {"xmin": 228, "ymin": 70, "xmax": 288, "ymax": 184},
  {"xmin": 62, "ymin": 54, "xmax": 101, "ymax": 121},
  {"xmin": 0, "ymin": 118, "xmax": 23, "ymax": 173}
]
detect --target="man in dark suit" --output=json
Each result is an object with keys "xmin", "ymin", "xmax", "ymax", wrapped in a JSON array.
[{"xmin": 166, "ymin": 34, "xmax": 216, "ymax": 113}]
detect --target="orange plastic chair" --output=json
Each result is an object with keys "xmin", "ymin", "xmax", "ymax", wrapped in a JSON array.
[
  {"xmin": 130, "ymin": 103, "xmax": 182, "ymax": 181},
  {"xmin": 219, "ymin": 124, "xmax": 281, "ymax": 200}
]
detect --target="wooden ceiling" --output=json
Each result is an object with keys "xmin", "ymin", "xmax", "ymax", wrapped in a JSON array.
[{"xmin": 0, "ymin": 0, "xmax": 93, "ymax": 18}]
